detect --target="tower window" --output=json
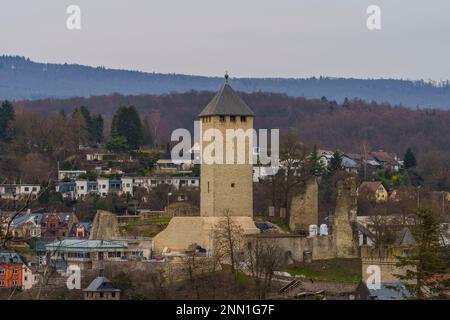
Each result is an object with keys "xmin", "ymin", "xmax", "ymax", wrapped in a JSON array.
[
  {"xmin": 230, "ymin": 116, "xmax": 236, "ymax": 122},
  {"xmin": 208, "ymin": 181, "xmax": 210, "ymax": 193},
  {"xmin": 240, "ymin": 116, "xmax": 247, "ymax": 122},
  {"xmin": 219, "ymin": 116, "xmax": 225, "ymax": 123},
  {"xmin": 231, "ymin": 183, "xmax": 235, "ymax": 188}
]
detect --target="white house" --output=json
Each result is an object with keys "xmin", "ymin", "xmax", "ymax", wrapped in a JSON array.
[
  {"xmin": 22, "ymin": 265, "xmax": 39, "ymax": 290},
  {"xmin": 58, "ymin": 170, "xmax": 87, "ymax": 181},
  {"xmin": 0, "ymin": 184, "xmax": 41, "ymax": 199}
]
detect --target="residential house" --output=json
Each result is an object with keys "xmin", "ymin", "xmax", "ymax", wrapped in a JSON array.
[
  {"xmin": 22, "ymin": 265, "xmax": 39, "ymax": 290},
  {"xmin": 86, "ymin": 152, "xmax": 117, "ymax": 162},
  {"xmin": 341, "ymin": 155, "xmax": 359, "ymax": 174},
  {"xmin": 0, "ymin": 252, "xmax": 23, "ymax": 289},
  {"xmin": 359, "ymin": 181, "xmax": 388, "ymax": 202},
  {"xmin": 11, "ymin": 211, "xmax": 42, "ymax": 239},
  {"xmin": 83, "ymin": 276, "xmax": 120, "ymax": 300},
  {"xmin": 44, "ymin": 239, "xmax": 137, "ymax": 271},
  {"xmin": 155, "ymin": 153, "xmax": 194, "ymax": 173},
  {"xmin": 369, "ymin": 151, "xmax": 401, "ymax": 172},
  {"xmin": 69, "ymin": 222, "xmax": 92, "ymax": 239},
  {"xmin": 0, "ymin": 184, "xmax": 41, "ymax": 200},
  {"xmin": 58, "ymin": 170, "xmax": 87, "ymax": 181},
  {"xmin": 40, "ymin": 211, "xmax": 79, "ymax": 241}
]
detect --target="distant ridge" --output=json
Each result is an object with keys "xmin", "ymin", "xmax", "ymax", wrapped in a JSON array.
[{"xmin": 1, "ymin": 55, "xmax": 450, "ymax": 109}]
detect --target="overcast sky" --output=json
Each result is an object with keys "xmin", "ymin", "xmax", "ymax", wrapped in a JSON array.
[{"xmin": 1, "ymin": 0, "xmax": 450, "ymax": 80}]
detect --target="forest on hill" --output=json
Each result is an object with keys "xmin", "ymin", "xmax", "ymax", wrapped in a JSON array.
[
  {"xmin": 13, "ymin": 90, "xmax": 450, "ymax": 157},
  {"xmin": 2, "ymin": 55, "xmax": 450, "ymax": 109}
]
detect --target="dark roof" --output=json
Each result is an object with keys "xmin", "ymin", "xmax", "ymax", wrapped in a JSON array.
[
  {"xmin": 83, "ymin": 276, "xmax": 120, "ymax": 292},
  {"xmin": 368, "ymin": 282, "xmax": 411, "ymax": 300},
  {"xmin": 199, "ymin": 84, "xmax": 255, "ymax": 117},
  {"xmin": 0, "ymin": 252, "xmax": 24, "ymax": 264},
  {"xmin": 370, "ymin": 151, "xmax": 398, "ymax": 166},
  {"xmin": 69, "ymin": 222, "xmax": 92, "ymax": 237},
  {"xmin": 394, "ymin": 228, "xmax": 417, "ymax": 246},
  {"xmin": 359, "ymin": 181, "xmax": 384, "ymax": 192}
]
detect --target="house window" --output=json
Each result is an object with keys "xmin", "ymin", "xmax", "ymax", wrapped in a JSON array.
[
  {"xmin": 230, "ymin": 116, "xmax": 236, "ymax": 122},
  {"xmin": 219, "ymin": 116, "xmax": 225, "ymax": 123},
  {"xmin": 12, "ymin": 268, "xmax": 18, "ymax": 275},
  {"xmin": 32, "ymin": 187, "xmax": 37, "ymax": 192},
  {"xmin": 100, "ymin": 292, "xmax": 104, "ymax": 298},
  {"xmin": 112, "ymin": 292, "xmax": 116, "ymax": 298},
  {"xmin": 12, "ymin": 280, "xmax": 18, "ymax": 287},
  {"xmin": 24, "ymin": 187, "xmax": 30, "ymax": 192},
  {"xmin": 24, "ymin": 276, "xmax": 28, "ymax": 281},
  {"xmin": 0, "ymin": 280, "xmax": 4, "ymax": 287},
  {"xmin": 108, "ymin": 252, "xmax": 121, "ymax": 258},
  {"xmin": 0, "ymin": 268, "xmax": 4, "ymax": 275},
  {"xmin": 240, "ymin": 116, "xmax": 247, "ymax": 122}
]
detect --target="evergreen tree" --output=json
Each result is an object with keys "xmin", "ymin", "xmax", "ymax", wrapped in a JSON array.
[
  {"xmin": 0, "ymin": 100, "xmax": 15, "ymax": 142},
  {"xmin": 141, "ymin": 116, "xmax": 154, "ymax": 147},
  {"xmin": 404, "ymin": 148, "xmax": 417, "ymax": 169},
  {"xmin": 395, "ymin": 209, "xmax": 446, "ymax": 299},
  {"xmin": 105, "ymin": 135, "xmax": 129, "ymax": 153},
  {"xmin": 111, "ymin": 106, "xmax": 143, "ymax": 150},
  {"xmin": 92, "ymin": 114, "xmax": 104, "ymax": 143},
  {"xmin": 328, "ymin": 150, "xmax": 342, "ymax": 175},
  {"xmin": 308, "ymin": 144, "xmax": 325, "ymax": 176}
]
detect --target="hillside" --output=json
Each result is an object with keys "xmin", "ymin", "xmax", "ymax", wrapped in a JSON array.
[
  {"xmin": 13, "ymin": 91, "xmax": 450, "ymax": 156},
  {"xmin": 2, "ymin": 56, "xmax": 450, "ymax": 109}
]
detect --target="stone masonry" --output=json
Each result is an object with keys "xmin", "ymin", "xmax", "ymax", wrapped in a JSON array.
[{"xmin": 289, "ymin": 178, "xmax": 318, "ymax": 232}]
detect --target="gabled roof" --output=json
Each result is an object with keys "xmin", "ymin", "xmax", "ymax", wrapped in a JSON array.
[
  {"xmin": 0, "ymin": 252, "xmax": 24, "ymax": 264},
  {"xmin": 359, "ymin": 181, "xmax": 384, "ymax": 192},
  {"xmin": 83, "ymin": 276, "xmax": 120, "ymax": 292},
  {"xmin": 394, "ymin": 228, "xmax": 417, "ymax": 246},
  {"xmin": 199, "ymin": 84, "xmax": 255, "ymax": 117},
  {"xmin": 370, "ymin": 151, "xmax": 398, "ymax": 166}
]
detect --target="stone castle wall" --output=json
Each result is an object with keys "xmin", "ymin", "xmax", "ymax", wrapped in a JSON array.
[
  {"xmin": 247, "ymin": 234, "xmax": 336, "ymax": 263},
  {"xmin": 333, "ymin": 177, "xmax": 358, "ymax": 258},
  {"xmin": 289, "ymin": 178, "xmax": 318, "ymax": 232},
  {"xmin": 361, "ymin": 246, "xmax": 414, "ymax": 283}
]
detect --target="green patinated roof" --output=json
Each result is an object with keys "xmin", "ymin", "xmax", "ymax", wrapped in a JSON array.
[{"xmin": 45, "ymin": 239, "xmax": 126, "ymax": 251}]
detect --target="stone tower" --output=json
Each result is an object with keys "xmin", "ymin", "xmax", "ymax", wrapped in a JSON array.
[
  {"xmin": 152, "ymin": 79, "xmax": 259, "ymax": 253},
  {"xmin": 199, "ymin": 82, "xmax": 255, "ymax": 217},
  {"xmin": 289, "ymin": 178, "xmax": 319, "ymax": 232},
  {"xmin": 333, "ymin": 177, "xmax": 358, "ymax": 258}
]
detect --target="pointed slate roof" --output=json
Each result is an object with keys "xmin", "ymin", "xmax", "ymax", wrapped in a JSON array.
[
  {"xmin": 83, "ymin": 276, "xmax": 120, "ymax": 292},
  {"xmin": 199, "ymin": 84, "xmax": 255, "ymax": 117}
]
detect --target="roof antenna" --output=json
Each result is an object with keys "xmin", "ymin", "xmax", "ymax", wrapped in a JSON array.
[{"xmin": 225, "ymin": 71, "xmax": 229, "ymax": 84}]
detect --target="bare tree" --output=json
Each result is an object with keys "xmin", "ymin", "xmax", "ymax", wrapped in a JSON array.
[
  {"xmin": 214, "ymin": 209, "xmax": 244, "ymax": 281},
  {"xmin": 0, "ymin": 181, "xmax": 54, "ymax": 249},
  {"xmin": 246, "ymin": 237, "xmax": 283, "ymax": 299},
  {"xmin": 182, "ymin": 244, "xmax": 214, "ymax": 300}
]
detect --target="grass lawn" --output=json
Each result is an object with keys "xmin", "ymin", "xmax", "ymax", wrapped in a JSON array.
[
  {"xmin": 124, "ymin": 217, "xmax": 172, "ymax": 228},
  {"xmin": 121, "ymin": 217, "xmax": 172, "ymax": 237},
  {"xmin": 282, "ymin": 258, "xmax": 362, "ymax": 284}
]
